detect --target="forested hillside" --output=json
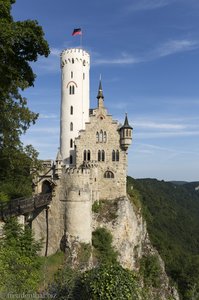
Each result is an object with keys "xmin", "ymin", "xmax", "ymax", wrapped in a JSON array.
[{"xmin": 127, "ymin": 177, "xmax": 199, "ymax": 299}]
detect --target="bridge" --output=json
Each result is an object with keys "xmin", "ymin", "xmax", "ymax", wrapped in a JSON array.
[{"xmin": 0, "ymin": 193, "xmax": 52, "ymax": 220}]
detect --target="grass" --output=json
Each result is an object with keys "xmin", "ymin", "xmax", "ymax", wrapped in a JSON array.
[{"xmin": 38, "ymin": 251, "xmax": 65, "ymax": 291}]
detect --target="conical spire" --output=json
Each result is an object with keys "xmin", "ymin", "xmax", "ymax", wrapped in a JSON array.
[
  {"xmin": 97, "ymin": 79, "xmax": 104, "ymax": 100},
  {"xmin": 122, "ymin": 113, "xmax": 133, "ymax": 129}
]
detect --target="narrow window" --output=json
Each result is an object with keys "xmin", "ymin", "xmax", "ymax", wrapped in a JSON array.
[
  {"xmin": 102, "ymin": 150, "xmax": 105, "ymax": 162},
  {"xmin": 69, "ymin": 85, "xmax": 75, "ymax": 95},
  {"xmin": 126, "ymin": 129, "xmax": 128, "ymax": 137},
  {"xmin": 103, "ymin": 131, "xmax": 107, "ymax": 143},
  {"xmin": 83, "ymin": 73, "xmax": 85, "ymax": 80},
  {"xmin": 70, "ymin": 106, "xmax": 73, "ymax": 115},
  {"xmin": 112, "ymin": 150, "xmax": 115, "ymax": 161},
  {"xmin": 72, "ymin": 58, "xmax": 74, "ymax": 64},
  {"xmin": 83, "ymin": 150, "xmax": 87, "ymax": 161},
  {"xmin": 128, "ymin": 129, "xmax": 131, "ymax": 137},
  {"xmin": 99, "ymin": 130, "xmax": 103, "ymax": 143},
  {"xmin": 70, "ymin": 155, "xmax": 73, "ymax": 164},
  {"xmin": 116, "ymin": 150, "xmax": 119, "ymax": 161},
  {"xmin": 70, "ymin": 122, "xmax": 73, "ymax": 131},
  {"xmin": 96, "ymin": 132, "xmax": 99, "ymax": 143},
  {"xmin": 70, "ymin": 139, "xmax": 73, "ymax": 148},
  {"xmin": 71, "ymin": 71, "xmax": 73, "ymax": 78},
  {"xmin": 87, "ymin": 150, "xmax": 91, "ymax": 161},
  {"xmin": 98, "ymin": 150, "xmax": 101, "ymax": 161}
]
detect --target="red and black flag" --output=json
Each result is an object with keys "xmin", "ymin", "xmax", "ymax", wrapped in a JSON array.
[{"xmin": 72, "ymin": 28, "xmax": 82, "ymax": 36}]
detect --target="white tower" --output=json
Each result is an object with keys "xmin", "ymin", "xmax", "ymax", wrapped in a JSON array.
[{"xmin": 60, "ymin": 48, "xmax": 90, "ymax": 166}]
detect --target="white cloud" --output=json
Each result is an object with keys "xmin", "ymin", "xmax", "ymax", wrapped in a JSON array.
[
  {"xmin": 39, "ymin": 113, "xmax": 58, "ymax": 119},
  {"xmin": 134, "ymin": 120, "xmax": 186, "ymax": 130},
  {"xmin": 93, "ymin": 39, "xmax": 199, "ymax": 66},
  {"xmin": 155, "ymin": 39, "xmax": 199, "ymax": 57},
  {"xmin": 93, "ymin": 52, "xmax": 140, "ymax": 66},
  {"xmin": 126, "ymin": 0, "xmax": 172, "ymax": 12}
]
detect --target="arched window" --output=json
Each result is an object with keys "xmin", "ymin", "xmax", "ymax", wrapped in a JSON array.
[
  {"xmin": 102, "ymin": 150, "xmax": 105, "ymax": 161},
  {"xmin": 70, "ymin": 139, "xmax": 73, "ymax": 148},
  {"xmin": 104, "ymin": 171, "xmax": 114, "ymax": 179},
  {"xmin": 98, "ymin": 150, "xmax": 101, "ymax": 161},
  {"xmin": 99, "ymin": 130, "xmax": 103, "ymax": 142},
  {"xmin": 83, "ymin": 150, "xmax": 87, "ymax": 161},
  {"xmin": 71, "ymin": 71, "xmax": 73, "ymax": 78},
  {"xmin": 69, "ymin": 85, "xmax": 75, "ymax": 95},
  {"xmin": 70, "ymin": 106, "xmax": 73, "ymax": 115},
  {"xmin": 87, "ymin": 150, "xmax": 91, "ymax": 161},
  {"xmin": 103, "ymin": 131, "xmax": 107, "ymax": 143},
  {"xmin": 112, "ymin": 150, "xmax": 115, "ymax": 161},
  {"xmin": 70, "ymin": 122, "xmax": 73, "ymax": 131},
  {"xmin": 96, "ymin": 132, "xmax": 99, "ymax": 143},
  {"xmin": 116, "ymin": 150, "xmax": 119, "ymax": 161},
  {"xmin": 70, "ymin": 155, "xmax": 73, "ymax": 164}
]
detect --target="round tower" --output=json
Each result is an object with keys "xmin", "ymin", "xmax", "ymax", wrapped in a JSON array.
[{"xmin": 60, "ymin": 48, "xmax": 90, "ymax": 166}]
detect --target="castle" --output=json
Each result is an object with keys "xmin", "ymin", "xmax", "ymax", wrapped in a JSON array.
[{"xmin": 32, "ymin": 48, "xmax": 133, "ymax": 255}]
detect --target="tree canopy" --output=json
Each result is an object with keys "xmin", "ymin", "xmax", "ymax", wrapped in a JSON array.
[{"xmin": 0, "ymin": 0, "xmax": 50, "ymax": 196}]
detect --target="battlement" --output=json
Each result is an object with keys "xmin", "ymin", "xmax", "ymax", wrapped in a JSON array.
[
  {"xmin": 61, "ymin": 48, "xmax": 90, "ymax": 68},
  {"xmin": 65, "ymin": 167, "xmax": 90, "ymax": 176}
]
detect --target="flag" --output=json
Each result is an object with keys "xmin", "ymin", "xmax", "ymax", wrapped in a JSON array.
[{"xmin": 72, "ymin": 28, "xmax": 82, "ymax": 36}]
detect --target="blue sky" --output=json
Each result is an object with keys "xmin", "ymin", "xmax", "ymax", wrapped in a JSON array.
[{"xmin": 12, "ymin": 0, "xmax": 199, "ymax": 181}]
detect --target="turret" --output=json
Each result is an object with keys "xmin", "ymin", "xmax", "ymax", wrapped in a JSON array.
[
  {"xmin": 55, "ymin": 148, "xmax": 62, "ymax": 178},
  {"xmin": 120, "ymin": 113, "xmax": 133, "ymax": 151}
]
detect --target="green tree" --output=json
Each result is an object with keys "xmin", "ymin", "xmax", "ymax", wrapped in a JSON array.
[
  {"xmin": 0, "ymin": 0, "xmax": 49, "ymax": 196},
  {"xmin": 0, "ymin": 218, "xmax": 41, "ymax": 294}
]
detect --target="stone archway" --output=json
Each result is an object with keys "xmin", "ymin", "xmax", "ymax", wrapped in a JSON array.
[{"xmin": 41, "ymin": 180, "xmax": 52, "ymax": 194}]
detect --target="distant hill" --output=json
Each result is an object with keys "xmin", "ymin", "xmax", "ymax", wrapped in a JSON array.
[{"xmin": 127, "ymin": 177, "xmax": 199, "ymax": 300}]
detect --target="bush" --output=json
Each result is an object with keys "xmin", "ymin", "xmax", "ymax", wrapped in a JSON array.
[
  {"xmin": 140, "ymin": 254, "xmax": 162, "ymax": 288},
  {"xmin": 92, "ymin": 228, "xmax": 117, "ymax": 263},
  {"xmin": 75, "ymin": 263, "xmax": 143, "ymax": 300}
]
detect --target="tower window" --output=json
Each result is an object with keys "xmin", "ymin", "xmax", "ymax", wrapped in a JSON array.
[
  {"xmin": 70, "ymin": 106, "xmax": 73, "ymax": 115},
  {"xmin": 70, "ymin": 155, "xmax": 73, "ymax": 164},
  {"xmin": 98, "ymin": 150, "xmax": 105, "ymax": 162},
  {"xmin": 71, "ymin": 71, "xmax": 73, "ymax": 78},
  {"xmin": 112, "ymin": 150, "xmax": 116, "ymax": 161},
  {"xmin": 102, "ymin": 150, "xmax": 105, "ymax": 162},
  {"xmin": 99, "ymin": 130, "xmax": 103, "ymax": 143},
  {"xmin": 96, "ymin": 132, "xmax": 99, "ymax": 143},
  {"xmin": 104, "ymin": 171, "xmax": 114, "ymax": 179},
  {"xmin": 70, "ymin": 139, "xmax": 73, "ymax": 148},
  {"xmin": 87, "ymin": 150, "xmax": 91, "ymax": 161},
  {"xmin": 83, "ymin": 150, "xmax": 87, "ymax": 161},
  {"xmin": 69, "ymin": 85, "xmax": 75, "ymax": 95},
  {"xmin": 103, "ymin": 131, "xmax": 107, "ymax": 143},
  {"xmin": 116, "ymin": 150, "xmax": 119, "ymax": 161},
  {"xmin": 72, "ymin": 58, "xmax": 74, "ymax": 64},
  {"xmin": 70, "ymin": 122, "xmax": 73, "ymax": 131},
  {"xmin": 98, "ymin": 150, "xmax": 101, "ymax": 161},
  {"xmin": 83, "ymin": 150, "xmax": 91, "ymax": 161},
  {"xmin": 83, "ymin": 73, "xmax": 85, "ymax": 80}
]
